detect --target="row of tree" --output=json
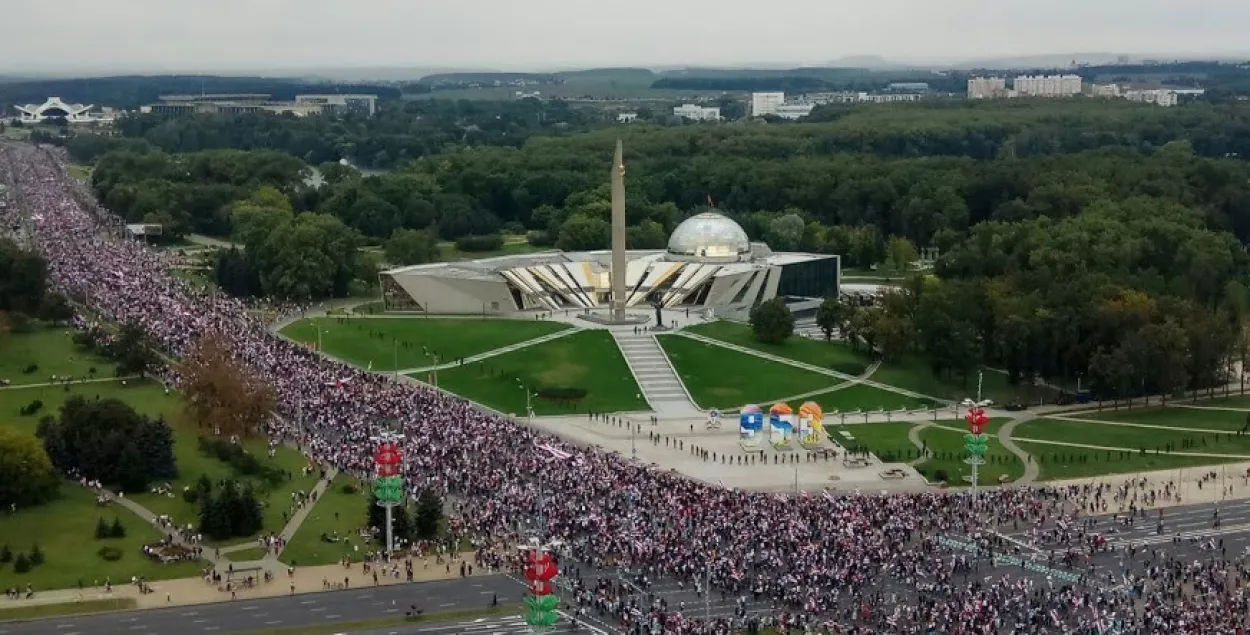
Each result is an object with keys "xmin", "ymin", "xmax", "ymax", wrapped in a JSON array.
[{"xmin": 36, "ymin": 397, "xmax": 178, "ymax": 493}]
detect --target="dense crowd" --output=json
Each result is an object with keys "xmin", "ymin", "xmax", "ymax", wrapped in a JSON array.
[{"xmin": 3, "ymin": 142, "xmax": 1250, "ymax": 634}]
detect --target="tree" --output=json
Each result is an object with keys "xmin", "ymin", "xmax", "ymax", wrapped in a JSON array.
[
  {"xmin": 885, "ymin": 236, "xmax": 919, "ymax": 275},
  {"xmin": 413, "ymin": 489, "xmax": 443, "ymax": 541},
  {"xmin": 0, "ymin": 238, "xmax": 47, "ymax": 316},
  {"xmin": 384, "ymin": 228, "xmax": 440, "ymax": 266},
  {"xmin": 176, "ymin": 334, "xmax": 276, "ymax": 438},
  {"xmin": 0, "ymin": 428, "xmax": 60, "ymax": 510},
  {"xmin": 36, "ymin": 397, "xmax": 176, "ymax": 492},
  {"xmin": 113, "ymin": 322, "xmax": 159, "ymax": 378},
  {"xmin": 198, "ymin": 480, "xmax": 262, "ymax": 540},
  {"xmin": 749, "ymin": 298, "xmax": 794, "ymax": 345},
  {"xmin": 815, "ymin": 297, "xmax": 847, "ymax": 342},
  {"xmin": 764, "ymin": 213, "xmax": 805, "ymax": 251}
]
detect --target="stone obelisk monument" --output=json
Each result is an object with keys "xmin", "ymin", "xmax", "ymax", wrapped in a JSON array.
[{"xmin": 610, "ymin": 139, "xmax": 627, "ymax": 321}]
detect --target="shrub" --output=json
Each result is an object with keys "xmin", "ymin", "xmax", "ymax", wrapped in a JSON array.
[
  {"xmin": 535, "ymin": 386, "xmax": 588, "ymax": 403},
  {"xmin": 97, "ymin": 546, "xmax": 123, "ymax": 562},
  {"xmin": 933, "ymin": 469, "xmax": 950, "ymax": 483},
  {"xmin": 340, "ymin": 482, "xmax": 359, "ymax": 495},
  {"xmin": 29, "ymin": 543, "xmax": 44, "ymax": 566},
  {"xmin": 95, "ymin": 517, "xmax": 110, "ymax": 539},
  {"xmin": 196, "ymin": 437, "xmax": 286, "ymax": 486},
  {"xmin": 20, "ymin": 363, "xmax": 38, "ymax": 375},
  {"xmin": 110, "ymin": 517, "xmax": 126, "ymax": 538},
  {"xmin": 454, "ymin": 234, "xmax": 504, "ymax": 253},
  {"xmin": 0, "ymin": 544, "xmax": 11, "ymax": 563},
  {"xmin": 12, "ymin": 553, "xmax": 30, "ymax": 573},
  {"xmin": 182, "ymin": 488, "xmax": 200, "ymax": 504}
]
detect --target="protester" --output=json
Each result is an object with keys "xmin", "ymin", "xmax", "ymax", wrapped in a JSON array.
[{"xmin": 2, "ymin": 143, "xmax": 1246, "ymax": 634}]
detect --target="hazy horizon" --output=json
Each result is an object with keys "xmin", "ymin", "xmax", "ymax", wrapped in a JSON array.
[{"xmin": 1, "ymin": 0, "xmax": 1247, "ymax": 75}]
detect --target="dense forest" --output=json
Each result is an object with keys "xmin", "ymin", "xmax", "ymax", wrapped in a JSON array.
[{"xmin": 68, "ymin": 98, "xmax": 1250, "ymax": 396}]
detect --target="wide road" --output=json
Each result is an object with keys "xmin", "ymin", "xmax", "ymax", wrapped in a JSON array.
[
  {"xmin": 317, "ymin": 612, "xmax": 590, "ymax": 635},
  {"xmin": 0, "ymin": 576, "xmax": 518, "ymax": 635}
]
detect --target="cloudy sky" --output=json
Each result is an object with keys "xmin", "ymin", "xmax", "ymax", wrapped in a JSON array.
[{"xmin": 1, "ymin": 0, "xmax": 1246, "ymax": 73}]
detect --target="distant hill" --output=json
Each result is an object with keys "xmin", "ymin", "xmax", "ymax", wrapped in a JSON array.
[
  {"xmin": 554, "ymin": 68, "xmax": 655, "ymax": 85},
  {"xmin": 419, "ymin": 72, "xmax": 560, "ymax": 86},
  {"xmin": 0, "ymin": 75, "xmax": 401, "ymax": 109}
]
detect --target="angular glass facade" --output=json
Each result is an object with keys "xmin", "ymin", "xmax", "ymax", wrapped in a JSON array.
[{"xmin": 775, "ymin": 256, "xmax": 840, "ymax": 299}]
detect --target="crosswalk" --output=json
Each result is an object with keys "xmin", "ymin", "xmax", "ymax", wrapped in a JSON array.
[{"xmin": 398, "ymin": 613, "xmax": 592, "ymax": 635}]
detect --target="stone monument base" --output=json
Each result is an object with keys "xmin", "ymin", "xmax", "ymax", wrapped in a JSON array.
[{"xmin": 579, "ymin": 312, "xmax": 649, "ymax": 326}]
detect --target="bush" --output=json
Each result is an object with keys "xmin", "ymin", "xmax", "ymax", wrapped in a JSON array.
[
  {"xmin": 454, "ymin": 234, "xmax": 505, "ymax": 253},
  {"xmin": 933, "ymin": 469, "xmax": 950, "ymax": 483},
  {"xmin": 110, "ymin": 517, "xmax": 126, "ymax": 538},
  {"xmin": 95, "ymin": 517, "xmax": 110, "ymax": 539},
  {"xmin": 97, "ymin": 546, "xmax": 123, "ymax": 562},
  {"xmin": 182, "ymin": 488, "xmax": 200, "ymax": 504},
  {"xmin": 535, "ymin": 386, "xmax": 588, "ymax": 403},
  {"xmin": 340, "ymin": 482, "xmax": 359, "ymax": 495},
  {"xmin": 29, "ymin": 543, "xmax": 44, "ymax": 566},
  {"xmin": 20, "ymin": 363, "xmax": 38, "ymax": 375},
  {"xmin": 12, "ymin": 553, "xmax": 30, "ymax": 573},
  {"xmin": 0, "ymin": 544, "xmax": 11, "ymax": 563},
  {"xmin": 196, "ymin": 437, "xmax": 286, "ymax": 486}
]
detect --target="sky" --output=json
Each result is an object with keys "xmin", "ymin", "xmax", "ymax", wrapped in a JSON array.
[{"xmin": 1, "ymin": 0, "xmax": 1248, "ymax": 74}]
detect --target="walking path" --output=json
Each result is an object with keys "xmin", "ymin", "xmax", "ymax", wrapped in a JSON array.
[
  {"xmin": 906, "ymin": 422, "xmax": 934, "ymax": 467},
  {"xmin": 675, "ymin": 331, "xmax": 947, "ymax": 404},
  {"xmin": 1050, "ymin": 414, "xmax": 1235, "ymax": 436},
  {"xmin": 997, "ymin": 417, "xmax": 1042, "ymax": 485},
  {"xmin": 397, "ymin": 328, "xmax": 583, "ymax": 374},
  {"xmin": 0, "ymin": 375, "xmax": 138, "ymax": 390},
  {"xmin": 1169, "ymin": 403, "xmax": 1250, "ymax": 412}
]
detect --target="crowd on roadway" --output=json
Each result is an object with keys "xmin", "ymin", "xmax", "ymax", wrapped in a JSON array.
[{"xmin": 4, "ymin": 142, "xmax": 1250, "ymax": 634}]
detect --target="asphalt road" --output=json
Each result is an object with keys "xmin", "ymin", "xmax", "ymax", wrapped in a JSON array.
[
  {"xmin": 0, "ymin": 576, "xmax": 519, "ymax": 635},
  {"xmin": 337, "ymin": 612, "xmax": 589, "ymax": 635}
]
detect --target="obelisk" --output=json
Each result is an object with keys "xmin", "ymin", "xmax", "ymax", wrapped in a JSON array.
[{"xmin": 610, "ymin": 139, "xmax": 627, "ymax": 321}]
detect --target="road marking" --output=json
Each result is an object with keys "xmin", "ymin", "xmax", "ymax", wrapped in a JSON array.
[
  {"xmin": 325, "ymin": 614, "xmax": 342, "ymax": 619},
  {"xmin": 192, "ymin": 619, "xmax": 206, "ymax": 624},
  {"xmin": 240, "ymin": 605, "xmax": 259, "ymax": 611},
  {"xmin": 355, "ymin": 593, "xmax": 373, "ymax": 599},
  {"xmin": 123, "ymin": 618, "xmax": 140, "ymax": 622},
  {"xmin": 181, "ymin": 612, "xmax": 199, "ymax": 616},
  {"xmin": 439, "ymin": 602, "xmax": 456, "ymax": 607},
  {"xmin": 299, "ymin": 600, "xmax": 316, "ymax": 605},
  {"xmin": 130, "ymin": 627, "xmax": 147, "ymax": 631},
  {"xmin": 253, "ymin": 613, "xmax": 268, "ymax": 618},
  {"xmin": 310, "ymin": 607, "xmax": 326, "ymax": 612},
  {"xmin": 480, "ymin": 590, "xmax": 496, "ymax": 594},
  {"xmin": 264, "ymin": 621, "xmax": 282, "ymax": 625},
  {"xmin": 472, "ymin": 583, "xmax": 483, "ymax": 587}
]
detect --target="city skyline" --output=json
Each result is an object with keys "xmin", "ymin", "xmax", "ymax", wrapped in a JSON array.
[{"xmin": 0, "ymin": 0, "xmax": 1247, "ymax": 75}]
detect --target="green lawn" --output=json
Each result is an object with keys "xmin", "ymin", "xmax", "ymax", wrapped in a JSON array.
[
  {"xmin": 280, "ymin": 476, "xmax": 372, "ymax": 566},
  {"xmin": 1190, "ymin": 393, "xmax": 1250, "ymax": 408},
  {"xmin": 0, "ymin": 328, "xmax": 114, "ymax": 386},
  {"xmin": 806, "ymin": 384, "xmax": 933, "ymax": 413},
  {"xmin": 868, "ymin": 359, "xmax": 1035, "ymax": 403},
  {"xmin": 683, "ymin": 321, "xmax": 870, "ymax": 375},
  {"xmin": 1015, "ymin": 418, "xmax": 1250, "ymax": 455},
  {"xmin": 1018, "ymin": 441, "xmax": 1247, "ymax": 481},
  {"xmin": 280, "ymin": 317, "xmax": 570, "ymax": 371},
  {"xmin": 918, "ymin": 420, "xmax": 1024, "ymax": 485},
  {"xmin": 1074, "ymin": 406, "xmax": 1249, "ymax": 432},
  {"xmin": 437, "ymin": 237, "xmax": 554, "ymax": 262},
  {"xmin": 0, "ymin": 485, "xmax": 204, "ymax": 591},
  {"xmin": 828, "ymin": 421, "xmax": 914, "ymax": 457},
  {"xmin": 433, "ymin": 330, "xmax": 648, "ymax": 415},
  {"xmin": 224, "ymin": 547, "xmax": 271, "ymax": 562},
  {"xmin": 0, "ymin": 379, "xmax": 320, "ymax": 546},
  {"xmin": 657, "ymin": 335, "xmax": 838, "ymax": 410}
]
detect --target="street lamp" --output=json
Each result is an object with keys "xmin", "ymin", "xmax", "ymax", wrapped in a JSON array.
[{"xmin": 518, "ymin": 380, "xmax": 536, "ymax": 422}]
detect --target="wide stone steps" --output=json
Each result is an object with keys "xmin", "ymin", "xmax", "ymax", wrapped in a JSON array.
[{"xmin": 613, "ymin": 333, "xmax": 697, "ymax": 411}]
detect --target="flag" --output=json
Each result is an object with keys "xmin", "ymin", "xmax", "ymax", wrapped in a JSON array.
[
  {"xmin": 367, "ymin": 360, "xmax": 373, "ymax": 371},
  {"xmin": 535, "ymin": 442, "xmax": 572, "ymax": 460}
]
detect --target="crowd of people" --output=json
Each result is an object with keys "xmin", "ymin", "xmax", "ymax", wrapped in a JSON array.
[{"xmin": 4, "ymin": 142, "xmax": 1250, "ymax": 634}]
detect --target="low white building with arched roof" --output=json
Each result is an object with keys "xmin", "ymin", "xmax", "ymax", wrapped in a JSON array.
[{"xmin": 13, "ymin": 97, "xmax": 110, "ymax": 123}]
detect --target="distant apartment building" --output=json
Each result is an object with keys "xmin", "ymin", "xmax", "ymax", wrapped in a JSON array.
[
  {"xmin": 142, "ymin": 93, "xmax": 378, "ymax": 117},
  {"xmin": 672, "ymin": 104, "xmax": 721, "ymax": 121},
  {"xmin": 967, "ymin": 77, "xmax": 1007, "ymax": 99},
  {"xmin": 616, "ymin": 112, "xmax": 638, "ymax": 123},
  {"xmin": 858, "ymin": 92, "xmax": 923, "ymax": 104},
  {"xmin": 750, "ymin": 92, "xmax": 786, "ymax": 117},
  {"xmin": 887, "ymin": 82, "xmax": 930, "ymax": 92},
  {"xmin": 1124, "ymin": 89, "xmax": 1178, "ymax": 107},
  {"xmin": 1090, "ymin": 83, "xmax": 1122, "ymax": 97},
  {"xmin": 1013, "ymin": 75, "xmax": 1082, "ymax": 97}
]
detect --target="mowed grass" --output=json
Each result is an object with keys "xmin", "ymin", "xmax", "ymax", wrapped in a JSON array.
[
  {"xmin": 657, "ymin": 335, "xmax": 838, "ymax": 410},
  {"xmin": 0, "ymin": 379, "xmax": 320, "ymax": 546},
  {"xmin": 918, "ymin": 420, "xmax": 1024, "ymax": 485},
  {"xmin": 437, "ymin": 236, "xmax": 555, "ymax": 262},
  {"xmin": 433, "ymin": 330, "xmax": 648, "ymax": 415},
  {"xmin": 1015, "ymin": 418, "xmax": 1250, "ymax": 455},
  {"xmin": 0, "ymin": 328, "xmax": 114, "ymax": 386},
  {"xmin": 1017, "ymin": 441, "xmax": 1247, "ymax": 481},
  {"xmin": 828, "ymin": 421, "xmax": 914, "ymax": 456},
  {"xmin": 280, "ymin": 317, "xmax": 570, "ymax": 371},
  {"xmin": 1073, "ymin": 406, "xmax": 1249, "ymax": 432},
  {"xmin": 806, "ymin": 384, "xmax": 933, "ymax": 413},
  {"xmin": 868, "ymin": 359, "xmax": 1034, "ymax": 403},
  {"xmin": 0, "ymin": 485, "xmax": 204, "ymax": 591},
  {"xmin": 280, "ymin": 476, "xmax": 372, "ymax": 567},
  {"xmin": 684, "ymin": 321, "xmax": 870, "ymax": 375}
]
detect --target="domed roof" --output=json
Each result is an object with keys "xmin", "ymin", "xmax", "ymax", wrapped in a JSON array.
[{"xmin": 666, "ymin": 212, "xmax": 751, "ymax": 258}]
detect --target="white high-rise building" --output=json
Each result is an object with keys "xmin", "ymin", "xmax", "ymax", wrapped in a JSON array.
[
  {"xmin": 1124, "ymin": 89, "xmax": 1178, "ymax": 107},
  {"xmin": 1090, "ymin": 84, "xmax": 1122, "ymax": 97},
  {"xmin": 750, "ymin": 92, "xmax": 786, "ymax": 117},
  {"xmin": 967, "ymin": 77, "xmax": 1006, "ymax": 99},
  {"xmin": 1013, "ymin": 74, "xmax": 1083, "ymax": 97},
  {"xmin": 672, "ymin": 104, "xmax": 721, "ymax": 121}
]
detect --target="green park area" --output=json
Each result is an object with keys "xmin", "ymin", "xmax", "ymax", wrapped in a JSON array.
[
  {"xmin": 280, "ymin": 316, "xmax": 570, "ymax": 371},
  {"xmin": 0, "ymin": 328, "xmax": 113, "ymax": 386},
  {"xmin": 433, "ymin": 330, "xmax": 648, "ymax": 415},
  {"xmin": 684, "ymin": 321, "xmax": 870, "ymax": 375},
  {"xmin": 805, "ymin": 384, "xmax": 933, "ymax": 414},
  {"xmin": 657, "ymin": 334, "xmax": 837, "ymax": 410},
  {"xmin": 279, "ymin": 476, "xmax": 371, "ymax": 566},
  {"xmin": 832, "ymin": 419, "xmax": 1024, "ymax": 485}
]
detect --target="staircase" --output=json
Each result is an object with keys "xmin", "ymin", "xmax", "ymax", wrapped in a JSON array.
[{"xmin": 613, "ymin": 332, "xmax": 701, "ymax": 416}]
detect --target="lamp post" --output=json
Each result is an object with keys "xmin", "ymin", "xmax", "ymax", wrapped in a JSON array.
[{"xmin": 519, "ymin": 380, "xmax": 536, "ymax": 422}]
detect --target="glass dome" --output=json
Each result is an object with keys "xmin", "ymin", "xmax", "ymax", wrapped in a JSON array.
[{"xmin": 666, "ymin": 212, "xmax": 751, "ymax": 258}]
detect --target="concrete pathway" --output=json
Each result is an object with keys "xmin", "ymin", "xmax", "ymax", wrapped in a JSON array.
[
  {"xmin": 107, "ymin": 492, "xmax": 227, "ymax": 571},
  {"xmin": 997, "ymin": 416, "xmax": 1042, "ymax": 485},
  {"xmin": 675, "ymin": 331, "xmax": 947, "ymax": 404},
  {"xmin": 1168, "ymin": 403, "xmax": 1250, "ymax": 412},
  {"xmin": 1050, "ymin": 414, "xmax": 1235, "ymax": 436},
  {"xmin": 906, "ymin": 422, "xmax": 934, "ymax": 467},
  {"xmin": 397, "ymin": 327, "xmax": 583, "ymax": 374},
  {"xmin": 0, "ymin": 375, "xmax": 138, "ymax": 390},
  {"xmin": 613, "ymin": 332, "xmax": 701, "ymax": 417}
]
